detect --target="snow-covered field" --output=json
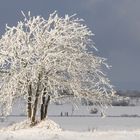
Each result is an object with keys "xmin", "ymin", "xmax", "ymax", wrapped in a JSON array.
[
  {"xmin": 1, "ymin": 129, "xmax": 140, "ymax": 140},
  {"xmin": 0, "ymin": 105, "xmax": 140, "ymax": 140}
]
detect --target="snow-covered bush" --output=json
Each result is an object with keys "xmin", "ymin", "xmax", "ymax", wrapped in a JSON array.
[
  {"xmin": 112, "ymin": 97, "xmax": 130, "ymax": 106},
  {"xmin": 89, "ymin": 108, "xmax": 98, "ymax": 114}
]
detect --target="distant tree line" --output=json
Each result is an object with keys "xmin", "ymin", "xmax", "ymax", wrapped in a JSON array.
[{"xmin": 116, "ymin": 90, "xmax": 140, "ymax": 98}]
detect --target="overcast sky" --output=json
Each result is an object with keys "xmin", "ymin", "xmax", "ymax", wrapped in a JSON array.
[{"xmin": 0, "ymin": 0, "xmax": 140, "ymax": 90}]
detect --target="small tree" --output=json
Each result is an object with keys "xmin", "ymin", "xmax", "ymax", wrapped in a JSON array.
[{"xmin": 0, "ymin": 12, "xmax": 115, "ymax": 125}]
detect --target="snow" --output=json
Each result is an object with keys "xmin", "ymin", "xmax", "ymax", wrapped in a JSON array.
[
  {"xmin": 1, "ymin": 105, "xmax": 140, "ymax": 131},
  {"xmin": 0, "ymin": 118, "xmax": 61, "ymax": 131},
  {"xmin": 0, "ymin": 105, "xmax": 140, "ymax": 139},
  {"xmin": 10, "ymin": 102, "xmax": 140, "ymax": 117},
  {"xmin": 51, "ymin": 116, "xmax": 140, "ymax": 131},
  {"xmin": 0, "ymin": 128, "xmax": 140, "ymax": 140},
  {"xmin": 47, "ymin": 104, "xmax": 140, "ymax": 116}
]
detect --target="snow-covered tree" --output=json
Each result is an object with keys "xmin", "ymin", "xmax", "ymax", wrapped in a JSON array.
[{"xmin": 0, "ymin": 11, "xmax": 115, "ymax": 125}]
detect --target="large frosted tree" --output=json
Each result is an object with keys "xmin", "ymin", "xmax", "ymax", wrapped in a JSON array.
[{"xmin": 0, "ymin": 12, "xmax": 115, "ymax": 125}]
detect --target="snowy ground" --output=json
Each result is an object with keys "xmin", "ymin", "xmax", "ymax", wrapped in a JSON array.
[
  {"xmin": 0, "ymin": 105, "xmax": 140, "ymax": 140},
  {"xmin": 1, "ymin": 129, "xmax": 140, "ymax": 140},
  {"xmin": 2, "ymin": 116, "xmax": 140, "ymax": 131}
]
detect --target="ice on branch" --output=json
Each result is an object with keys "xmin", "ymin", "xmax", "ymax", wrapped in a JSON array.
[{"xmin": 0, "ymin": 11, "xmax": 116, "ymax": 124}]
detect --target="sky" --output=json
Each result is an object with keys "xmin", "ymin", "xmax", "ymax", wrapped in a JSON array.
[{"xmin": 0, "ymin": 0, "xmax": 140, "ymax": 90}]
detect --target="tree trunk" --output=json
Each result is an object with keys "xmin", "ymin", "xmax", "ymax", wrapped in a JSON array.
[
  {"xmin": 40, "ymin": 89, "xmax": 50, "ymax": 120},
  {"xmin": 44, "ymin": 95, "xmax": 50, "ymax": 118},
  {"xmin": 31, "ymin": 74, "xmax": 41, "ymax": 125},
  {"xmin": 27, "ymin": 84, "xmax": 32, "ymax": 119},
  {"xmin": 31, "ymin": 96, "xmax": 39, "ymax": 124},
  {"xmin": 40, "ymin": 89, "xmax": 47, "ymax": 120}
]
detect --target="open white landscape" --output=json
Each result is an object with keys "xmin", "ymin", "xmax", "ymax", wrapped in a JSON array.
[{"xmin": 1, "ymin": 105, "xmax": 140, "ymax": 140}]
